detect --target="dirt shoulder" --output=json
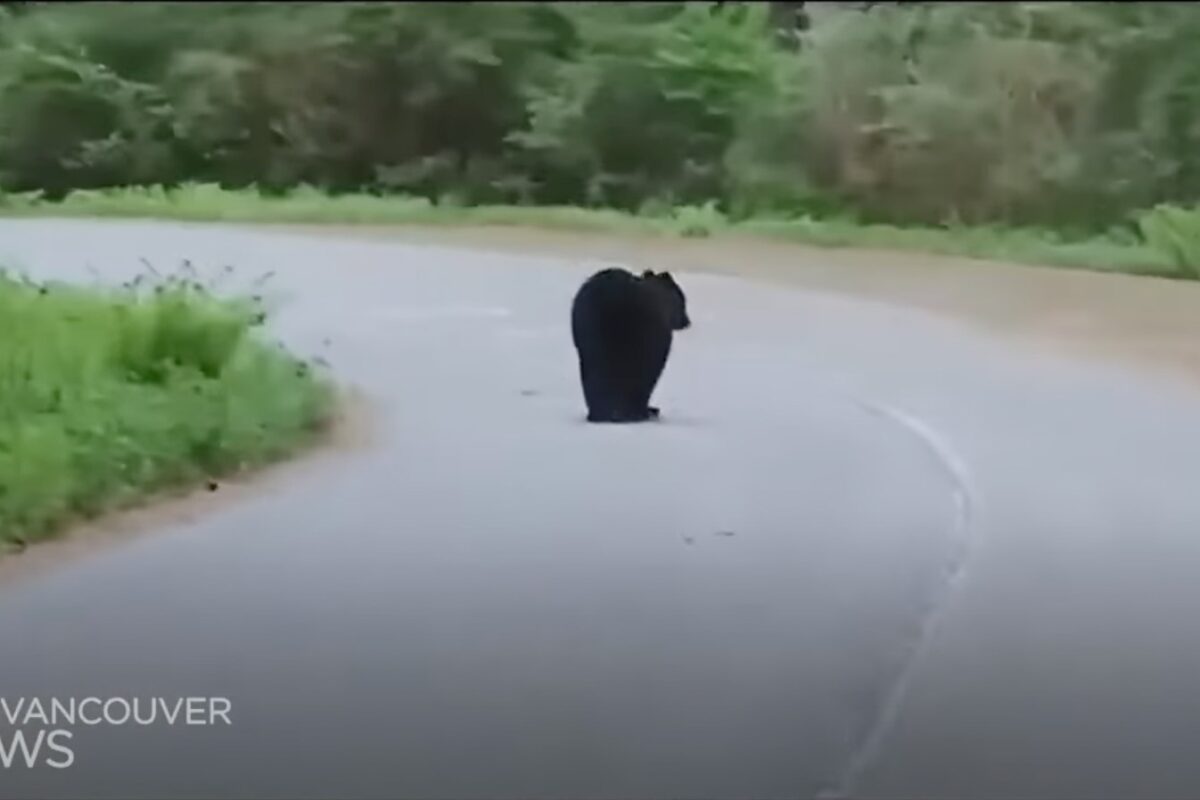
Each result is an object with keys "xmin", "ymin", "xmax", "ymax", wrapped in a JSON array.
[
  {"xmin": 0, "ymin": 387, "xmax": 377, "ymax": 588},
  {"xmin": 269, "ymin": 223, "xmax": 1200, "ymax": 392}
]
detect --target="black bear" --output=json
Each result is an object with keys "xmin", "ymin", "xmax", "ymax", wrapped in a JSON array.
[{"xmin": 570, "ymin": 267, "xmax": 691, "ymax": 423}]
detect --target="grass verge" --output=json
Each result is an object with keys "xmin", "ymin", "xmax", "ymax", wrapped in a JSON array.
[
  {"xmin": 1, "ymin": 183, "xmax": 1196, "ymax": 279},
  {"xmin": 0, "ymin": 264, "xmax": 336, "ymax": 551}
]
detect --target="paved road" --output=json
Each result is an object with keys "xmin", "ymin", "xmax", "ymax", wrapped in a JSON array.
[{"xmin": 1, "ymin": 220, "xmax": 1200, "ymax": 800}]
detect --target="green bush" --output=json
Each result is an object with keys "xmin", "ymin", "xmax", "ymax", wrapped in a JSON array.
[
  {"xmin": 1135, "ymin": 204, "xmax": 1200, "ymax": 279},
  {"xmin": 0, "ymin": 265, "xmax": 334, "ymax": 545},
  {"xmin": 671, "ymin": 200, "xmax": 728, "ymax": 238}
]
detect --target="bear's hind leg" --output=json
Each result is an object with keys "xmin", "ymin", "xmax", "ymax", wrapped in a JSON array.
[{"xmin": 580, "ymin": 351, "xmax": 621, "ymax": 423}]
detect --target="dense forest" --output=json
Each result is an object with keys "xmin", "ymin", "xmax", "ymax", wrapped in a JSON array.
[{"xmin": 1, "ymin": 2, "xmax": 1199, "ymax": 232}]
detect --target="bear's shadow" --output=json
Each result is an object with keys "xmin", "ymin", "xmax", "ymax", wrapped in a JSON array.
[{"xmin": 569, "ymin": 412, "xmax": 710, "ymax": 429}]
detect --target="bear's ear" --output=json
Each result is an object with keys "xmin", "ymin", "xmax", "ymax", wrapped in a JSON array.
[{"xmin": 641, "ymin": 269, "xmax": 655, "ymax": 278}]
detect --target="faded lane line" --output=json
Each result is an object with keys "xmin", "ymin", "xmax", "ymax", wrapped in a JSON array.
[{"xmin": 819, "ymin": 396, "xmax": 981, "ymax": 800}]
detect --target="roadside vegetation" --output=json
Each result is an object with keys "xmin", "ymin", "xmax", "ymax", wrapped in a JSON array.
[
  {"xmin": 0, "ymin": 183, "xmax": 1178, "ymax": 278},
  {"xmin": 1, "ymin": 2, "xmax": 1200, "ymax": 277},
  {"xmin": 0, "ymin": 265, "xmax": 335, "ymax": 550}
]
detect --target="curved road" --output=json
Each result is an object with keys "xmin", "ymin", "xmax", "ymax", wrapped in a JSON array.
[{"xmin": 2, "ymin": 220, "xmax": 1200, "ymax": 800}]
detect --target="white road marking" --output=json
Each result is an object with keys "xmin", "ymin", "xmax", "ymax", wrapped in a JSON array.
[{"xmin": 820, "ymin": 397, "xmax": 981, "ymax": 799}]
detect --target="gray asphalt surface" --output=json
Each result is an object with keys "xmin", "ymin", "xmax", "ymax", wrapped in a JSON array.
[{"xmin": 2, "ymin": 220, "xmax": 1200, "ymax": 800}]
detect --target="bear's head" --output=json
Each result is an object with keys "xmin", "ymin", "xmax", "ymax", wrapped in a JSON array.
[{"xmin": 642, "ymin": 269, "xmax": 691, "ymax": 331}]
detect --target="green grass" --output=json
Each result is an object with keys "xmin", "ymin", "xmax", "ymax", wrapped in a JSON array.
[
  {"xmin": 0, "ymin": 184, "xmax": 667, "ymax": 234},
  {"xmin": 0, "ymin": 183, "xmax": 1193, "ymax": 279},
  {"xmin": 0, "ymin": 264, "xmax": 336, "ymax": 549}
]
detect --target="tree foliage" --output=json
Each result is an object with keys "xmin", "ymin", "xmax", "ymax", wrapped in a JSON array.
[{"xmin": 1, "ymin": 2, "xmax": 1199, "ymax": 227}]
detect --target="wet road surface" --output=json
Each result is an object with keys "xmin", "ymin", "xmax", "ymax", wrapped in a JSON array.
[{"xmin": 1, "ymin": 220, "xmax": 1200, "ymax": 799}]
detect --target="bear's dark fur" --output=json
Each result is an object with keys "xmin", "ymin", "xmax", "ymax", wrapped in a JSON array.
[{"xmin": 570, "ymin": 267, "xmax": 691, "ymax": 423}]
